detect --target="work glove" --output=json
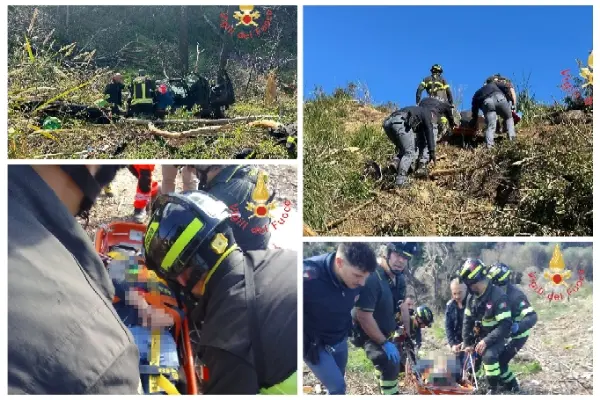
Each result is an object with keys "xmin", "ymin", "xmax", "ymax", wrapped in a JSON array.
[
  {"xmin": 511, "ymin": 322, "xmax": 519, "ymax": 334},
  {"xmin": 382, "ymin": 341, "xmax": 401, "ymax": 365},
  {"xmin": 511, "ymin": 105, "xmax": 516, "ymax": 112}
]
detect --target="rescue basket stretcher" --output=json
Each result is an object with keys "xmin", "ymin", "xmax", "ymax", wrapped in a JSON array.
[
  {"xmin": 95, "ymin": 221, "xmax": 205, "ymax": 395},
  {"xmin": 398, "ymin": 336, "xmax": 478, "ymax": 395},
  {"xmin": 443, "ymin": 111, "xmax": 522, "ymax": 141}
]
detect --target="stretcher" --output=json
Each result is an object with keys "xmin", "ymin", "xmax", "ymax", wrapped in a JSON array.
[
  {"xmin": 95, "ymin": 221, "xmax": 202, "ymax": 395},
  {"xmin": 443, "ymin": 111, "xmax": 522, "ymax": 143},
  {"xmin": 397, "ymin": 337, "xmax": 477, "ymax": 395}
]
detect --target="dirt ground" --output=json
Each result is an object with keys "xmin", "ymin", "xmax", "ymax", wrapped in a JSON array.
[{"xmin": 83, "ymin": 165, "xmax": 299, "ymax": 246}]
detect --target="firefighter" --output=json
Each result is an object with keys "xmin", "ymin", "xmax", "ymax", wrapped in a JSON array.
[
  {"xmin": 458, "ymin": 259, "xmax": 512, "ymax": 394},
  {"xmin": 400, "ymin": 305, "xmax": 434, "ymax": 351},
  {"xmin": 8, "ymin": 165, "xmax": 142, "ymax": 394},
  {"xmin": 416, "ymin": 64, "xmax": 454, "ymax": 106},
  {"xmin": 352, "ymin": 243, "xmax": 417, "ymax": 395},
  {"xmin": 487, "ymin": 263, "xmax": 538, "ymax": 392},
  {"xmin": 129, "ymin": 69, "xmax": 155, "ymax": 117},
  {"xmin": 191, "ymin": 165, "xmax": 274, "ymax": 252},
  {"xmin": 304, "ymin": 243, "xmax": 377, "ymax": 394},
  {"xmin": 143, "ymin": 191, "xmax": 297, "ymax": 394},
  {"xmin": 382, "ymin": 105, "xmax": 437, "ymax": 187},
  {"xmin": 128, "ymin": 164, "xmax": 155, "ymax": 223}
]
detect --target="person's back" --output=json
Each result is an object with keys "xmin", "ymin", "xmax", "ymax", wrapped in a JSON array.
[
  {"xmin": 472, "ymin": 82, "xmax": 508, "ymax": 110},
  {"xmin": 104, "ymin": 81, "xmax": 124, "ymax": 106},
  {"xmin": 196, "ymin": 248, "xmax": 298, "ymax": 393},
  {"xmin": 416, "ymin": 65, "xmax": 454, "ymax": 105},
  {"xmin": 7, "ymin": 166, "xmax": 141, "ymax": 394}
]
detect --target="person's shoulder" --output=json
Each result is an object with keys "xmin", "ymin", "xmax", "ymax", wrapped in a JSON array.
[
  {"xmin": 364, "ymin": 268, "xmax": 381, "ymax": 285},
  {"xmin": 303, "ymin": 253, "xmax": 331, "ymax": 281},
  {"xmin": 446, "ymin": 299, "xmax": 454, "ymax": 307},
  {"xmin": 507, "ymin": 283, "xmax": 527, "ymax": 298}
]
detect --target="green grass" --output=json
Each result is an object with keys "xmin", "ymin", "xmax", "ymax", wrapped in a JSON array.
[
  {"xmin": 527, "ymin": 282, "xmax": 592, "ymax": 322},
  {"xmin": 430, "ymin": 322, "xmax": 447, "ymax": 342},
  {"xmin": 8, "ymin": 97, "xmax": 296, "ymax": 159},
  {"xmin": 511, "ymin": 360, "xmax": 543, "ymax": 375},
  {"xmin": 303, "ymin": 92, "xmax": 386, "ymax": 231},
  {"xmin": 347, "ymin": 344, "xmax": 375, "ymax": 374}
]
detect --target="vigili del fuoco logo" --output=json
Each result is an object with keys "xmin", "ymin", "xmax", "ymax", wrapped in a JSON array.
[
  {"xmin": 220, "ymin": 6, "xmax": 273, "ymax": 40},
  {"xmin": 527, "ymin": 244, "xmax": 586, "ymax": 302}
]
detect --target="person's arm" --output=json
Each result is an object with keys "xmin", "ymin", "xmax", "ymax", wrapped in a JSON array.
[
  {"xmin": 445, "ymin": 305, "xmax": 458, "ymax": 346},
  {"xmin": 444, "ymin": 103, "xmax": 456, "ymax": 129},
  {"xmin": 513, "ymin": 295, "xmax": 538, "ymax": 336},
  {"xmin": 462, "ymin": 297, "xmax": 475, "ymax": 347},
  {"xmin": 416, "ymin": 78, "xmax": 427, "ymax": 104},
  {"xmin": 444, "ymin": 78, "xmax": 454, "ymax": 105},
  {"xmin": 356, "ymin": 310, "xmax": 387, "ymax": 344},
  {"xmin": 399, "ymin": 301, "xmax": 412, "ymax": 339},
  {"xmin": 483, "ymin": 296, "xmax": 512, "ymax": 347},
  {"xmin": 415, "ymin": 326, "xmax": 422, "ymax": 348},
  {"xmin": 422, "ymin": 113, "xmax": 436, "ymax": 161},
  {"xmin": 201, "ymin": 346, "xmax": 260, "ymax": 394},
  {"xmin": 509, "ymin": 87, "xmax": 517, "ymax": 108},
  {"xmin": 471, "ymin": 94, "xmax": 479, "ymax": 119}
]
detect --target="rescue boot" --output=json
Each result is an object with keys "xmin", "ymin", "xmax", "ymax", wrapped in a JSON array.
[
  {"xmin": 414, "ymin": 159, "xmax": 429, "ymax": 177},
  {"xmin": 502, "ymin": 377, "xmax": 520, "ymax": 393},
  {"xmin": 133, "ymin": 207, "xmax": 147, "ymax": 223},
  {"xmin": 387, "ymin": 156, "xmax": 400, "ymax": 174},
  {"xmin": 485, "ymin": 376, "xmax": 502, "ymax": 394},
  {"xmin": 395, "ymin": 173, "xmax": 409, "ymax": 187}
]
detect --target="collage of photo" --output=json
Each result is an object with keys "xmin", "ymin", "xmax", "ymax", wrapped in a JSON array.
[{"xmin": 4, "ymin": 2, "xmax": 595, "ymax": 397}]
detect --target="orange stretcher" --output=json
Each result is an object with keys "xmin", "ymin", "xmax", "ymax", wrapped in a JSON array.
[
  {"xmin": 94, "ymin": 221, "xmax": 202, "ymax": 395},
  {"xmin": 448, "ymin": 111, "xmax": 522, "ymax": 140},
  {"xmin": 398, "ymin": 337, "xmax": 477, "ymax": 395}
]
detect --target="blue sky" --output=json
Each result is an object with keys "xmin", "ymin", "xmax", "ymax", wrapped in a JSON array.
[{"xmin": 304, "ymin": 6, "xmax": 593, "ymax": 109}]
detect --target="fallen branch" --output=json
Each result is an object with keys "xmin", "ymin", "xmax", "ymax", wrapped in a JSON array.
[
  {"xmin": 322, "ymin": 197, "xmax": 376, "ymax": 231},
  {"xmin": 303, "ymin": 223, "xmax": 318, "ymax": 237},
  {"xmin": 428, "ymin": 167, "xmax": 469, "ymax": 177},
  {"xmin": 124, "ymin": 115, "xmax": 279, "ymax": 126},
  {"xmin": 31, "ymin": 128, "xmax": 89, "ymax": 135},
  {"xmin": 511, "ymin": 156, "xmax": 538, "ymax": 167},
  {"xmin": 147, "ymin": 123, "xmax": 230, "ymax": 138},
  {"xmin": 34, "ymin": 150, "xmax": 88, "ymax": 159}
]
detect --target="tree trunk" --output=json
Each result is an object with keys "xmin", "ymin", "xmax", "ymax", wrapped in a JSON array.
[
  {"xmin": 218, "ymin": 6, "xmax": 233, "ymax": 72},
  {"xmin": 179, "ymin": 6, "xmax": 189, "ymax": 77}
]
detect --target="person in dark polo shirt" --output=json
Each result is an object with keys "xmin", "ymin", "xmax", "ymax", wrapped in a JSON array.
[
  {"xmin": 303, "ymin": 243, "xmax": 378, "ymax": 394},
  {"xmin": 353, "ymin": 242, "xmax": 417, "ymax": 395}
]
